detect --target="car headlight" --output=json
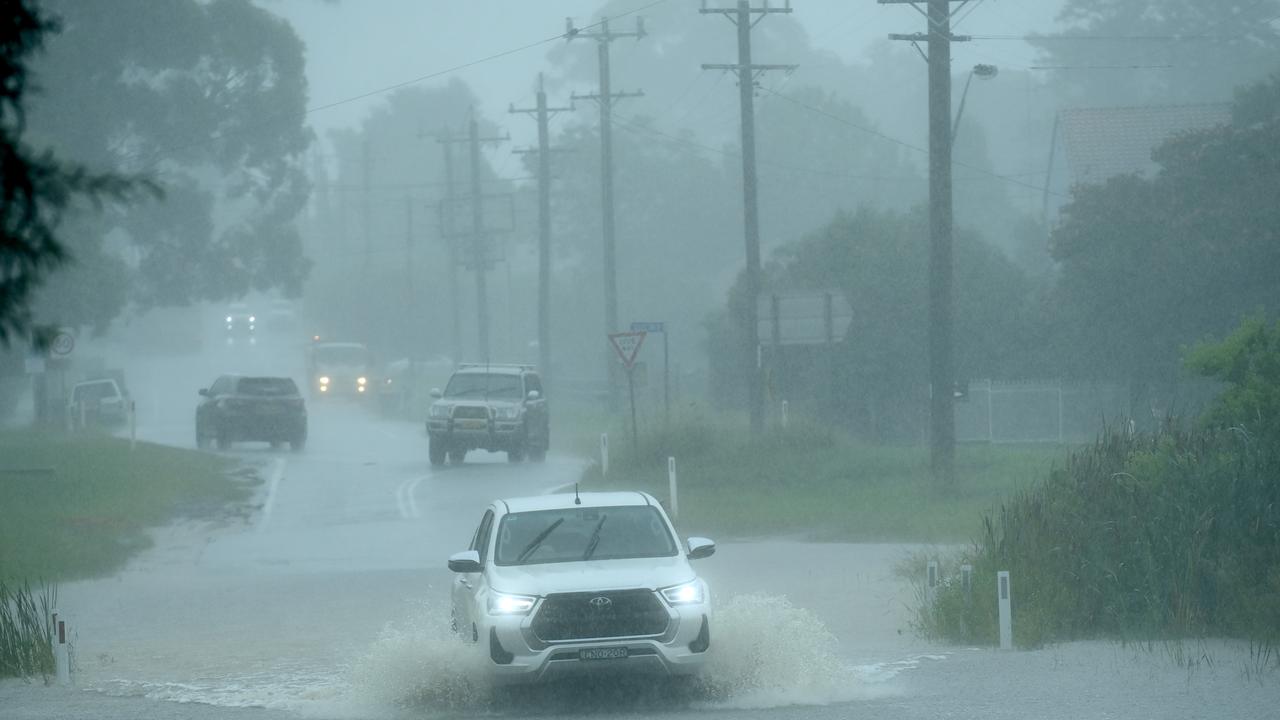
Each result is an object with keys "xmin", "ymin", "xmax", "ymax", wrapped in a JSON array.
[
  {"xmin": 661, "ymin": 579, "xmax": 705, "ymax": 606},
  {"xmin": 488, "ymin": 590, "xmax": 536, "ymax": 615},
  {"xmin": 496, "ymin": 406, "xmax": 521, "ymax": 420},
  {"xmin": 357, "ymin": 376, "xmax": 367, "ymax": 385},
  {"xmin": 225, "ymin": 315, "xmax": 233, "ymax": 323},
  {"xmin": 249, "ymin": 315, "xmax": 256, "ymax": 323},
  {"xmin": 429, "ymin": 404, "xmax": 449, "ymax": 419},
  {"xmin": 319, "ymin": 376, "xmax": 330, "ymax": 385}
]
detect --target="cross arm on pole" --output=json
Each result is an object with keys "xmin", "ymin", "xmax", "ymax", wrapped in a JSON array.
[{"xmin": 571, "ymin": 90, "xmax": 645, "ymax": 104}]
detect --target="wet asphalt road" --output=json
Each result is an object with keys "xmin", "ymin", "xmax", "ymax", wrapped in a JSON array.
[{"xmin": 3, "ymin": 336, "xmax": 1279, "ymax": 718}]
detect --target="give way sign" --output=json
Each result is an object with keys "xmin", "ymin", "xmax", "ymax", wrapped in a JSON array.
[{"xmin": 608, "ymin": 331, "xmax": 646, "ymax": 369}]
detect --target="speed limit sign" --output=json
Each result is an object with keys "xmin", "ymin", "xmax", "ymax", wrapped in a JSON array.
[{"xmin": 49, "ymin": 329, "xmax": 75, "ymax": 357}]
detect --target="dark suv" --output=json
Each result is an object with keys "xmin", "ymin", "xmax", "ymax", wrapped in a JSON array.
[
  {"xmin": 196, "ymin": 375, "xmax": 307, "ymax": 451},
  {"xmin": 426, "ymin": 365, "xmax": 549, "ymax": 465}
]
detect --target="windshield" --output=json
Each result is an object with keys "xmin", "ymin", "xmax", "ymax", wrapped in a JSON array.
[
  {"xmin": 494, "ymin": 506, "xmax": 677, "ymax": 566},
  {"xmin": 313, "ymin": 345, "xmax": 368, "ymax": 366},
  {"xmin": 236, "ymin": 377, "xmax": 298, "ymax": 397},
  {"xmin": 443, "ymin": 372, "xmax": 523, "ymax": 400},
  {"xmin": 71, "ymin": 381, "xmax": 118, "ymax": 403}
]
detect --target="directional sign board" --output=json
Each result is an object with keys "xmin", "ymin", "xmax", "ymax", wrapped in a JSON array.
[
  {"xmin": 630, "ymin": 321, "xmax": 665, "ymax": 334},
  {"xmin": 608, "ymin": 331, "xmax": 646, "ymax": 369}
]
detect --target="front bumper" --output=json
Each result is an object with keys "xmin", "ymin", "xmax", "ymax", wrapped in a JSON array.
[
  {"xmin": 427, "ymin": 418, "xmax": 523, "ymax": 449},
  {"xmin": 480, "ymin": 602, "xmax": 710, "ymax": 685}
]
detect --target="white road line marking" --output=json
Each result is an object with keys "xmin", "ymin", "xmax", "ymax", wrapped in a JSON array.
[
  {"xmin": 257, "ymin": 458, "xmax": 286, "ymax": 533},
  {"xmin": 406, "ymin": 477, "xmax": 422, "ymax": 519},
  {"xmin": 394, "ymin": 478, "xmax": 411, "ymax": 519}
]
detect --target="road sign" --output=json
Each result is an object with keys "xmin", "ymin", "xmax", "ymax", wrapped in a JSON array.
[
  {"xmin": 608, "ymin": 331, "xmax": 646, "ymax": 369},
  {"xmin": 630, "ymin": 321, "xmax": 665, "ymax": 334},
  {"xmin": 49, "ymin": 329, "xmax": 75, "ymax": 357}
]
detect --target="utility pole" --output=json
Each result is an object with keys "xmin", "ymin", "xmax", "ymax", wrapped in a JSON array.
[
  {"xmin": 435, "ymin": 135, "xmax": 463, "ymax": 367},
  {"xmin": 511, "ymin": 73, "xmax": 573, "ymax": 388},
  {"xmin": 566, "ymin": 15, "xmax": 645, "ymax": 410},
  {"xmin": 405, "ymin": 195, "xmax": 416, "ymax": 358},
  {"xmin": 883, "ymin": 0, "xmax": 972, "ymax": 484},
  {"xmin": 437, "ymin": 116, "xmax": 508, "ymax": 362},
  {"xmin": 701, "ymin": 0, "xmax": 796, "ymax": 436},
  {"xmin": 361, "ymin": 137, "xmax": 372, "ymax": 279}
]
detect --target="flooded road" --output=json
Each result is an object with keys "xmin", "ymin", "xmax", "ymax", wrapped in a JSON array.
[{"xmin": 3, "ymin": 337, "xmax": 1278, "ymax": 719}]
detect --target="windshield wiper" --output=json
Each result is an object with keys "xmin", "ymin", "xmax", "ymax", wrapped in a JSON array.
[
  {"xmin": 517, "ymin": 518, "xmax": 563, "ymax": 563},
  {"xmin": 582, "ymin": 514, "xmax": 608, "ymax": 561}
]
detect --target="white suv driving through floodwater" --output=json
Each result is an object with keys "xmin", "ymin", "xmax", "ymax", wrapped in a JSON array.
[{"xmin": 448, "ymin": 491, "xmax": 715, "ymax": 684}]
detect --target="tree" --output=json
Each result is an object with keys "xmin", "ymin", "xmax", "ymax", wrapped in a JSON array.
[
  {"xmin": 0, "ymin": 0, "xmax": 145, "ymax": 344},
  {"xmin": 711, "ymin": 206, "xmax": 1035, "ymax": 441},
  {"xmin": 24, "ymin": 0, "xmax": 311, "ymax": 330},
  {"xmin": 1186, "ymin": 314, "xmax": 1280, "ymax": 438},
  {"xmin": 1049, "ymin": 71, "xmax": 1280, "ymax": 408},
  {"xmin": 1030, "ymin": 0, "xmax": 1280, "ymax": 108}
]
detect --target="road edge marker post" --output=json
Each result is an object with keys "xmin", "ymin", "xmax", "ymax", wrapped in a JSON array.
[
  {"xmin": 998, "ymin": 570, "xmax": 1013, "ymax": 650},
  {"xmin": 600, "ymin": 433, "xmax": 609, "ymax": 478},
  {"xmin": 667, "ymin": 456, "xmax": 678, "ymax": 519},
  {"xmin": 781, "ymin": 399, "xmax": 789, "ymax": 429},
  {"xmin": 926, "ymin": 559, "xmax": 939, "ymax": 610},
  {"xmin": 55, "ymin": 618, "xmax": 70, "ymax": 685}
]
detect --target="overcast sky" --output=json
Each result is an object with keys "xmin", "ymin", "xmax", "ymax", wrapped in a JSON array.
[{"xmin": 265, "ymin": 0, "xmax": 1062, "ymax": 153}]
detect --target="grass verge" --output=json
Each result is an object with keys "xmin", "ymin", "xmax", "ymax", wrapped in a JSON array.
[
  {"xmin": 579, "ymin": 411, "xmax": 1067, "ymax": 543},
  {"xmin": 0, "ymin": 581, "xmax": 55, "ymax": 679},
  {"xmin": 0, "ymin": 430, "xmax": 252, "ymax": 582}
]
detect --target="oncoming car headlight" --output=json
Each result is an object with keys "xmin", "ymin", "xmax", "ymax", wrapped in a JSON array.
[
  {"xmin": 319, "ymin": 376, "xmax": 330, "ymax": 385},
  {"xmin": 661, "ymin": 579, "xmax": 705, "ymax": 606},
  {"xmin": 488, "ymin": 590, "xmax": 536, "ymax": 615},
  {"xmin": 429, "ymin": 404, "xmax": 449, "ymax": 419},
  {"xmin": 357, "ymin": 376, "xmax": 367, "ymax": 386},
  {"xmin": 495, "ymin": 406, "xmax": 521, "ymax": 421}
]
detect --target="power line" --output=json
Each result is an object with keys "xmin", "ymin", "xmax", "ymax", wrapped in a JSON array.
[
  {"xmin": 756, "ymin": 86, "xmax": 1065, "ymax": 198},
  {"xmin": 127, "ymin": 0, "xmax": 669, "ymax": 171}
]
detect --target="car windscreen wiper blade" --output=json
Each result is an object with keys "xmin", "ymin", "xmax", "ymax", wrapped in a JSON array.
[
  {"xmin": 582, "ymin": 514, "xmax": 608, "ymax": 561},
  {"xmin": 517, "ymin": 518, "xmax": 563, "ymax": 563}
]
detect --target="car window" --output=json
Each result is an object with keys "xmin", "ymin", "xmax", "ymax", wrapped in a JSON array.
[
  {"xmin": 209, "ymin": 377, "xmax": 231, "ymax": 395},
  {"xmin": 443, "ymin": 373, "xmax": 523, "ymax": 400},
  {"xmin": 469, "ymin": 510, "xmax": 494, "ymax": 565},
  {"xmin": 313, "ymin": 345, "xmax": 368, "ymax": 365},
  {"xmin": 236, "ymin": 377, "xmax": 299, "ymax": 396},
  {"xmin": 494, "ymin": 505, "xmax": 677, "ymax": 566},
  {"xmin": 525, "ymin": 374, "xmax": 543, "ymax": 396},
  {"xmin": 73, "ymin": 381, "xmax": 118, "ymax": 403}
]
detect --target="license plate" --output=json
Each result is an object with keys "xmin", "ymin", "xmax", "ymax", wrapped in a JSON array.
[
  {"xmin": 579, "ymin": 647, "xmax": 628, "ymax": 661},
  {"xmin": 459, "ymin": 420, "xmax": 487, "ymax": 430}
]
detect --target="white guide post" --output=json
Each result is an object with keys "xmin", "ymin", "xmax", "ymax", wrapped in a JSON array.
[
  {"xmin": 667, "ymin": 456, "xmax": 679, "ymax": 519},
  {"xmin": 998, "ymin": 570, "xmax": 1013, "ymax": 650},
  {"xmin": 781, "ymin": 400, "xmax": 789, "ymax": 429},
  {"xmin": 55, "ymin": 618, "xmax": 70, "ymax": 685},
  {"xmin": 600, "ymin": 433, "xmax": 609, "ymax": 477},
  {"xmin": 926, "ymin": 559, "xmax": 939, "ymax": 607}
]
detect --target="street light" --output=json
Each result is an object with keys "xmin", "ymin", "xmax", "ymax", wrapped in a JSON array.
[{"xmin": 952, "ymin": 63, "xmax": 998, "ymax": 143}]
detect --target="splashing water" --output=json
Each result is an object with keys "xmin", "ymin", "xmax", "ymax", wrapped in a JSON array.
[{"xmin": 347, "ymin": 594, "xmax": 900, "ymax": 715}]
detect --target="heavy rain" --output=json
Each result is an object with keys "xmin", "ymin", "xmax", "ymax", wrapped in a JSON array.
[{"xmin": 2, "ymin": 1, "xmax": 1279, "ymax": 719}]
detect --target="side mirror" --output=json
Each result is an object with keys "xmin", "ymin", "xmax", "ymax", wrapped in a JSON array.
[
  {"xmin": 198, "ymin": 388, "xmax": 210, "ymax": 397},
  {"xmin": 430, "ymin": 388, "xmax": 443, "ymax": 399},
  {"xmin": 527, "ymin": 390, "xmax": 541, "ymax": 402},
  {"xmin": 687, "ymin": 537, "xmax": 716, "ymax": 560},
  {"xmin": 448, "ymin": 549, "xmax": 481, "ymax": 573}
]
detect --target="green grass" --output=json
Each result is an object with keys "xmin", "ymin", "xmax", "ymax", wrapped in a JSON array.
[
  {"xmin": 0, "ymin": 580, "xmax": 55, "ymax": 679},
  {"xmin": 578, "ymin": 411, "xmax": 1068, "ymax": 543},
  {"xmin": 0, "ymin": 430, "xmax": 253, "ymax": 581}
]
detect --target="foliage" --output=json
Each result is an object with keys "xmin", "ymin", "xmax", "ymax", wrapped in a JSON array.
[
  {"xmin": 710, "ymin": 206, "xmax": 1037, "ymax": 441},
  {"xmin": 1030, "ymin": 0, "xmax": 1280, "ymax": 107},
  {"xmin": 1050, "ymin": 71, "xmax": 1280, "ymax": 391},
  {"xmin": 0, "ymin": 580, "xmax": 55, "ymax": 679},
  {"xmin": 24, "ymin": 0, "xmax": 312, "ymax": 329},
  {"xmin": 1185, "ymin": 314, "xmax": 1280, "ymax": 438},
  {"xmin": 918, "ymin": 425, "xmax": 1280, "ymax": 653},
  {"xmin": 0, "ymin": 0, "xmax": 150, "ymax": 344}
]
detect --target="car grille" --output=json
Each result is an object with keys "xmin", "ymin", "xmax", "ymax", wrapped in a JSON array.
[
  {"xmin": 531, "ymin": 590, "xmax": 669, "ymax": 642},
  {"xmin": 451, "ymin": 406, "xmax": 489, "ymax": 420}
]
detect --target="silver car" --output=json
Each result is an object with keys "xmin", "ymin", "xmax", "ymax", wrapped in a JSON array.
[{"xmin": 448, "ymin": 491, "xmax": 715, "ymax": 684}]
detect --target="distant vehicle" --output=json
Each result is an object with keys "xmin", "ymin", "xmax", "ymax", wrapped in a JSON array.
[
  {"xmin": 426, "ymin": 364, "xmax": 549, "ymax": 465},
  {"xmin": 307, "ymin": 341, "xmax": 373, "ymax": 397},
  {"xmin": 448, "ymin": 491, "xmax": 715, "ymax": 684},
  {"xmin": 377, "ymin": 356, "xmax": 453, "ymax": 416},
  {"xmin": 265, "ymin": 299, "xmax": 298, "ymax": 333},
  {"xmin": 67, "ymin": 377, "xmax": 129, "ymax": 429},
  {"xmin": 224, "ymin": 303, "xmax": 256, "ymax": 342},
  {"xmin": 196, "ymin": 375, "xmax": 306, "ymax": 451}
]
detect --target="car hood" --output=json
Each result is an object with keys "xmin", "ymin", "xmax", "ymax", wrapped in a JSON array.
[
  {"xmin": 315, "ymin": 363, "xmax": 369, "ymax": 375},
  {"xmin": 488, "ymin": 555, "xmax": 693, "ymax": 596},
  {"xmin": 432, "ymin": 398, "xmax": 520, "ymax": 411}
]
